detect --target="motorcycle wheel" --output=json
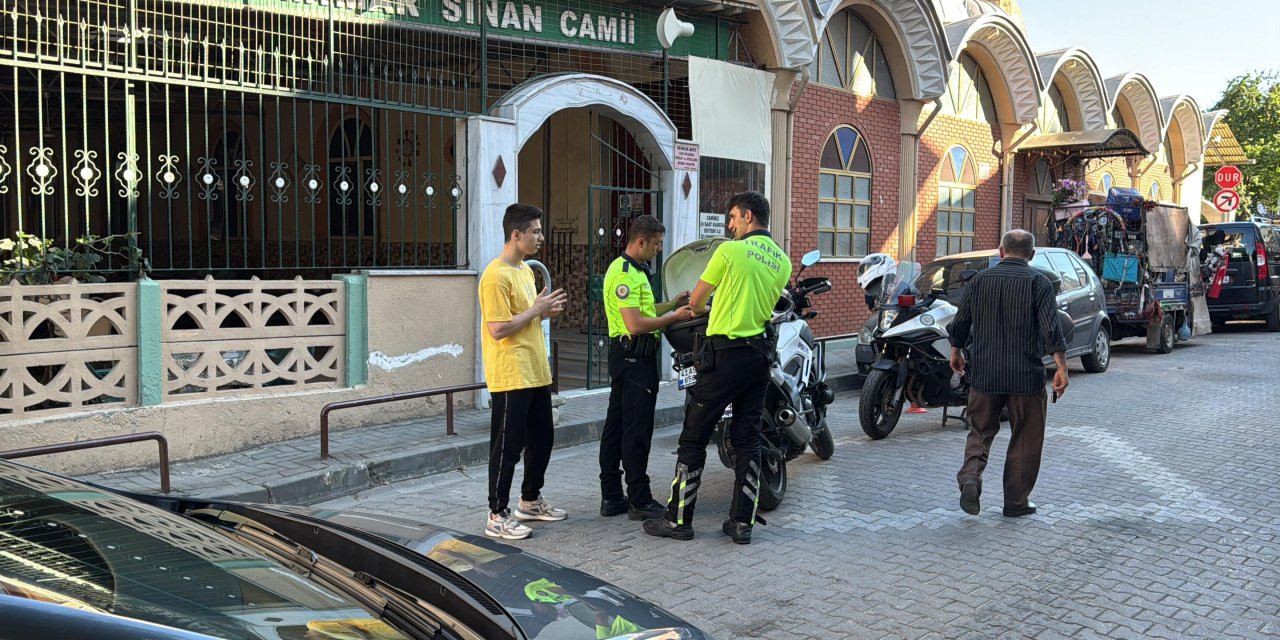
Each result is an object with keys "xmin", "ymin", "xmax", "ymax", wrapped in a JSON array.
[
  {"xmin": 758, "ymin": 451, "xmax": 787, "ymax": 511},
  {"xmin": 859, "ymin": 369, "xmax": 903, "ymax": 440},
  {"xmin": 810, "ymin": 417, "xmax": 835, "ymax": 460}
]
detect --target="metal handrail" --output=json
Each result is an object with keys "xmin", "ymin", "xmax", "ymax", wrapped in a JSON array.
[
  {"xmin": 814, "ymin": 332, "xmax": 860, "ymax": 344},
  {"xmin": 319, "ymin": 382, "xmax": 487, "ymax": 459},
  {"xmin": 1, "ymin": 432, "xmax": 171, "ymax": 494}
]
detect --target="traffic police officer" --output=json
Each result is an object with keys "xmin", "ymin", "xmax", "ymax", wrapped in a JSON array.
[
  {"xmin": 643, "ymin": 191, "xmax": 792, "ymax": 545},
  {"xmin": 600, "ymin": 215, "xmax": 692, "ymax": 521}
]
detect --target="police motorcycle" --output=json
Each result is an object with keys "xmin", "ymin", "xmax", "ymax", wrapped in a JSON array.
[
  {"xmin": 661, "ymin": 239, "xmax": 835, "ymax": 511},
  {"xmin": 855, "ymin": 253, "xmax": 1075, "ymax": 439}
]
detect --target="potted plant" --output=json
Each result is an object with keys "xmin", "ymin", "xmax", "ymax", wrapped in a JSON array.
[{"xmin": 0, "ymin": 231, "xmax": 150, "ymax": 285}]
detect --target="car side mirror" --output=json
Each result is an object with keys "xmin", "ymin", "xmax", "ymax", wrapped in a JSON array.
[
  {"xmin": 959, "ymin": 269, "xmax": 978, "ymax": 282},
  {"xmin": 801, "ymin": 250, "xmax": 821, "ymax": 267}
]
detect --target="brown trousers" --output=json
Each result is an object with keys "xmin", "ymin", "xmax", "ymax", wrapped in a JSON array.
[{"xmin": 956, "ymin": 389, "xmax": 1048, "ymax": 509}]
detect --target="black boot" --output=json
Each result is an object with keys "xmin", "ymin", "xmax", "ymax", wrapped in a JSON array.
[
  {"xmin": 959, "ymin": 479, "xmax": 981, "ymax": 516},
  {"xmin": 643, "ymin": 518, "xmax": 694, "ymax": 541},
  {"xmin": 722, "ymin": 519, "xmax": 752, "ymax": 545},
  {"xmin": 600, "ymin": 498, "xmax": 628, "ymax": 517},
  {"xmin": 628, "ymin": 500, "xmax": 666, "ymax": 521}
]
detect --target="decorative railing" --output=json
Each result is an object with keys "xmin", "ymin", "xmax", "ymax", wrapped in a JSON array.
[
  {"xmin": 0, "ymin": 281, "xmax": 139, "ymax": 417},
  {"xmin": 0, "ymin": 277, "xmax": 351, "ymax": 420},
  {"xmin": 160, "ymin": 277, "xmax": 345, "ymax": 400}
]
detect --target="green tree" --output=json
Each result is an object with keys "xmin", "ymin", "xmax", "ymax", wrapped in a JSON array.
[{"xmin": 1205, "ymin": 71, "xmax": 1280, "ymax": 220}]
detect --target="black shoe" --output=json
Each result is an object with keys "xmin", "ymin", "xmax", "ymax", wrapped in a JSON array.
[
  {"xmin": 627, "ymin": 500, "xmax": 667, "ymax": 521},
  {"xmin": 600, "ymin": 499, "xmax": 628, "ymax": 517},
  {"xmin": 959, "ymin": 480, "xmax": 981, "ymax": 515},
  {"xmin": 642, "ymin": 518, "xmax": 694, "ymax": 541},
  {"xmin": 722, "ymin": 519, "xmax": 752, "ymax": 545},
  {"xmin": 1002, "ymin": 502, "xmax": 1037, "ymax": 518}
]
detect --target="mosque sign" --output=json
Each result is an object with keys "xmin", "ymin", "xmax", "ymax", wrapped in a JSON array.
[{"xmin": 248, "ymin": 0, "xmax": 727, "ymax": 58}]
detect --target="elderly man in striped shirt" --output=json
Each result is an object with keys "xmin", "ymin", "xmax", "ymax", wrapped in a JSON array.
[{"xmin": 948, "ymin": 229, "xmax": 1070, "ymax": 518}]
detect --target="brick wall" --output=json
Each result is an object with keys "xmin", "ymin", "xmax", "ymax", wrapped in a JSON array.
[
  {"xmin": 789, "ymin": 84, "xmax": 902, "ymax": 337},
  {"xmin": 917, "ymin": 114, "xmax": 1003, "ymax": 263}
]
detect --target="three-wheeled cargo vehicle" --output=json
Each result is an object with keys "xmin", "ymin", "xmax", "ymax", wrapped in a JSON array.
[{"xmin": 1049, "ymin": 188, "xmax": 1211, "ymax": 353}]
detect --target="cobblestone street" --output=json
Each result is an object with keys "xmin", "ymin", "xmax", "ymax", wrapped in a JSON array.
[{"xmin": 319, "ymin": 325, "xmax": 1280, "ymax": 639}]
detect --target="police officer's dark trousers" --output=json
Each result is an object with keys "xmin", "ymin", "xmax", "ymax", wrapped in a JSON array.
[
  {"xmin": 600, "ymin": 344, "xmax": 659, "ymax": 506},
  {"xmin": 665, "ymin": 344, "xmax": 770, "ymax": 527}
]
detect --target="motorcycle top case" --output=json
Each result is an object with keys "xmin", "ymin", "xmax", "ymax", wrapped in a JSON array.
[{"xmin": 662, "ymin": 237, "xmax": 728, "ymax": 355}]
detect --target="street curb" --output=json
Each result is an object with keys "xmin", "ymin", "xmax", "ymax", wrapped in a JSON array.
[{"xmin": 184, "ymin": 371, "xmax": 859, "ymax": 506}]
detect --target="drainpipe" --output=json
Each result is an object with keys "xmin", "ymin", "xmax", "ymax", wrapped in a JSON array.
[
  {"xmin": 898, "ymin": 98, "xmax": 942, "ymax": 263},
  {"xmin": 779, "ymin": 67, "xmax": 810, "ymax": 253}
]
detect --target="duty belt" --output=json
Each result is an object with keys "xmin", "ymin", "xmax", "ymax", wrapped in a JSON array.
[
  {"xmin": 706, "ymin": 334, "xmax": 770, "ymax": 352},
  {"xmin": 611, "ymin": 333, "xmax": 659, "ymax": 357}
]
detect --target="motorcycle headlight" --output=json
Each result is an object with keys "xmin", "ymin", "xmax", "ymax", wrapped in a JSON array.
[
  {"xmin": 919, "ymin": 314, "xmax": 935, "ymax": 327},
  {"xmin": 879, "ymin": 310, "xmax": 899, "ymax": 331},
  {"xmin": 859, "ymin": 325, "xmax": 875, "ymax": 345}
]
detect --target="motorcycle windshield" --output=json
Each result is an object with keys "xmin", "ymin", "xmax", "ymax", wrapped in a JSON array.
[{"xmin": 877, "ymin": 262, "xmax": 923, "ymax": 306}]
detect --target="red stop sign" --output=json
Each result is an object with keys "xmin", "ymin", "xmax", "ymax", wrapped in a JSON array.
[{"xmin": 1215, "ymin": 166, "xmax": 1243, "ymax": 190}]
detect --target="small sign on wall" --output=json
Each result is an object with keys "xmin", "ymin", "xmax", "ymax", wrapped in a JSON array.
[
  {"xmin": 978, "ymin": 162, "xmax": 992, "ymax": 180},
  {"xmin": 674, "ymin": 142, "xmax": 700, "ymax": 171},
  {"xmin": 698, "ymin": 212, "xmax": 725, "ymax": 239}
]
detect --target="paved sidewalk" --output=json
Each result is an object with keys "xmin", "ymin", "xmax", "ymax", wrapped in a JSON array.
[{"xmin": 82, "ymin": 345, "xmax": 862, "ymax": 504}]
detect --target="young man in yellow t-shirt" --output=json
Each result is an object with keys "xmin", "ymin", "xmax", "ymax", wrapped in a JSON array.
[{"xmin": 478, "ymin": 203, "xmax": 569, "ymax": 540}]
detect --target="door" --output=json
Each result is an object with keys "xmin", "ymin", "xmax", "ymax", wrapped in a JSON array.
[
  {"xmin": 1065, "ymin": 251, "xmax": 1105, "ymax": 344},
  {"xmin": 1027, "ymin": 200, "xmax": 1053, "ymax": 243},
  {"xmin": 1046, "ymin": 251, "xmax": 1095, "ymax": 351},
  {"xmin": 584, "ymin": 125, "xmax": 663, "ymax": 389},
  {"xmin": 1203, "ymin": 225, "xmax": 1259, "ymax": 305},
  {"xmin": 1029, "ymin": 250, "xmax": 1080, "ymax": 350}
]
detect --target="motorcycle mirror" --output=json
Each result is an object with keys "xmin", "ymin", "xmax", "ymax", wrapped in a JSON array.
[
  {"xmin": 801, "ymin": 250, "xmax": 821, "ymax": 268},
  {"xmin": 959, "ymin": 269, "xmax": 978, "ymax": 282}
]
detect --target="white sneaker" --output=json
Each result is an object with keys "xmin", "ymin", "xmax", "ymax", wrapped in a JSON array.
[
  {"xmin": 485, "ymin": 510, "xmax": 532, "ymax": 540},
  {"xmin": 513, "ymin": 497, "xmax": 568, "ymax": 522}
]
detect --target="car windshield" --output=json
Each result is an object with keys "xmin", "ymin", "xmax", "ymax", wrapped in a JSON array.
[
  {"xmin": 0, "ymin": 466, "xmax": 408, "ymax": 640},
  {"xmin": 915, "ymin": 255, "xmax": 998, "ymax": 302}
]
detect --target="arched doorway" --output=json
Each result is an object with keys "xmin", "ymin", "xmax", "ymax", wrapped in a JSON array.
[
  {"xmin": 518, "ymin": 108, "xmax": 664, "ymax": 390},
  {"xmin": 469, "ymin": 74, "xmax": 690, "ymax": 392}
]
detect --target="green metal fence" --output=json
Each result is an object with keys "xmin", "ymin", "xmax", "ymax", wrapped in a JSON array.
[{"xmin": 0, "ymin": 1, "xmax": 741, "ymax": 280}]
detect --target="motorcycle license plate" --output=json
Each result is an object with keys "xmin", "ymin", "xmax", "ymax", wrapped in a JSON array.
[{"xmin": 677, "ymin": 366, "xmax": 697, "ymax": 389}]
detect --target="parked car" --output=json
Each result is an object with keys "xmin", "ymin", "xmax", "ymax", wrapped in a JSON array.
[
  {"xmin": 857, "ymin": 247, "xmax": 1112, "ymax": 374},
  {"xmin": 0, "ymin": 459, "xmax": 706, "ymax": 640},
  {"xmin": 1199, "ymin": 221, "xmax": 1280, "ymax": 331}
]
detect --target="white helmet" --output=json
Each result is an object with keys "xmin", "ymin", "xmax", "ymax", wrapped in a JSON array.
[{"xmin": 856, "ymin": 253, "xmax": 897, "ymax": 291}]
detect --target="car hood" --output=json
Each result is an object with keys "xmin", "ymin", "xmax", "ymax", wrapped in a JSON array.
[{"xmin": 264, "ymin": 505, "xmax": 709, "ymax": 640}]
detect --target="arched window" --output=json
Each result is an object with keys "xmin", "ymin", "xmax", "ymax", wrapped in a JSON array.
[
  {"xmin": 809, "ymin": 10, "xmax": 897, "ymax": 99},
  {"xmin": 1150, "ymin": 182, "xmax": 1161, "ymax": 202},
  {"xmin": 943, "ymin": 54, "xmax": 998, "ymax": 124},
  {"xmin": 1032, "ymin": 159, "xmax": 1053, "ymax": 197},
  {"xmin": 1037, "ymin": 83, "xmax": 1071, "ymax": 134},
  {"xmin": 937, "ymin": 146, "xmax": 977, "ymax": 256},
  {"xmin": 329, "ymin": 117, "xmax": 375, "ymax": 237},
  {"xmin": 1100, "ymin": 173, "xmax": 1114, "ymax": 193},
  {"xmin": 818, "ymin": 126, "xmax": 872, "ymax": 257}
]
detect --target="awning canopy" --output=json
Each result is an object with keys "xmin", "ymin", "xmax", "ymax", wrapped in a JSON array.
[
  {"xmin": 1203, "ymin": 119, "xmax": 1253, "ymax": 167},
  {"xmin": 1017, "ymin": 128, "xmax": 1150, "ymax": 159}
]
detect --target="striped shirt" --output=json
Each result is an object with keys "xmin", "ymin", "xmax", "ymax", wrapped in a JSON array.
[{"xmin": 948, "ymin": 257, "xmax": 1068, "ymax": 396}]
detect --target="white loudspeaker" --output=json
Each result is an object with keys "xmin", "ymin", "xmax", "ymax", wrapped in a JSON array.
[{"xmin": 657, "ymin": 7, "xmax": 695, "ymax": 49}]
